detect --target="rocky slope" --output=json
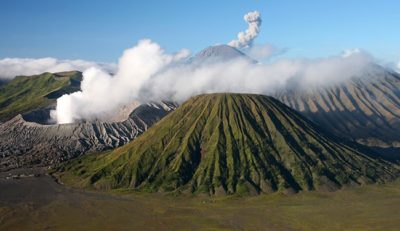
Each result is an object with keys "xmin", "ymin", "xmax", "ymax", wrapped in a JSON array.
[
  {"xmin": 277, "ymin": 67, "xmax": 400, "ymax": 148},
  {"xmin": 58, "ymin": 94, "xmax": 398, "ymax": 195},
  {"xmin": 0, "ymin": 102, "xmax": 177, "ymax": 171}
]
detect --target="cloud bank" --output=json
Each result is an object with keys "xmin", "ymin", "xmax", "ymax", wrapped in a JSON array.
[
  {"xmin": 0, "ymin": 57, "xmax": 116, "ymax": 80},
  {"xmin": 20, "ymin": 10, "xmax": 376, "ymax": 124},
  {"xmin": 228, "ymin": 11, "xmax": 262, "ymax": 49},
  {"xmin": 51, "ymin": 39, "xmax": 374, "ymax": 124},
  {"xmin": 51, "ymin": 40, "xmax": 190, "ymax": 124},
  {"xmin": 140, "ymin": 48, "xmax": 373, "ymax": 101}
]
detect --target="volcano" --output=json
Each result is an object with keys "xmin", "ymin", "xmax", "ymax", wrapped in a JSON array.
[
  {"xmin": 189, "ymin": 44, "xmax": 255, "ymax": 64},
  {"xmin": 59, "ymin": 93, "xmax": 398, "ymax": 195}
]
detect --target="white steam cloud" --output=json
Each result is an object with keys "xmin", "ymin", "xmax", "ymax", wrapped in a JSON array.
[
  {"xmin": 140, "ymin": 49, "xmax": 373, "ymax": 101},
  {"xmin": 52, "ymin": 39, "xmax": 374, "ymax": 124},
  {"xmin": 51, "ymin": 40, "xmax": 190, "ymax": 124},
  {"xmin": 228, "ymin": 11, "xmax": 262, "ymax": 49},
  {"xmin": 396, "ymin": 61, "xmax": 400, "ymax": 73},
  {"xmin": 0, "ymin": 57, "xmax": 116, "ymax": 80}
]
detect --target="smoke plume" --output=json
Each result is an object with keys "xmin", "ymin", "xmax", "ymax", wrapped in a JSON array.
[
  {"xmin": 0, "ymin": 57, "xmax": 116, "ymax": 80},
  {"xmin": 228, "ymin": 11, "xmax": 262, "ymax": 49},
  {"xmin": 51, "ymin": 39, "xmax": 190, "ymax": 124}
]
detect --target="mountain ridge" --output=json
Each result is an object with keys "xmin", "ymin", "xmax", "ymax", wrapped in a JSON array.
[
  {"xmin": 0, "ymin": 71, "xmax": 82, "ymax": 122},
  {"xmin": 277, "ymin": 66, "xmax": 400, "ymax": 148}
]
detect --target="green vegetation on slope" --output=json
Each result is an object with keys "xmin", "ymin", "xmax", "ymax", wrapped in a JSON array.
[
  {"xmin": 0, "ymin": 71, "xmax": 82, "ymax": 122},
  {"xmin": 58, "ymin": 93, "xmax": 399, "ymax": 195}
]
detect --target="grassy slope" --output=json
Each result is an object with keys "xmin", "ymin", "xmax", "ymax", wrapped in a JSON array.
[
  {"xmin": 0, "ymin": 71, "xmax": 82, "ymax": 122},
  {"xmin": 58, "ymin": 93, "xmax": 399, "ymax": 195},
  {"xmin": 1, "ymin": 178, "xmax": 400, "ymax": 231}
]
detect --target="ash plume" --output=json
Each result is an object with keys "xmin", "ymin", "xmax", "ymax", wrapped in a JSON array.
[{"xmin": 228, "ymin": 11, "xmax": 262, "ymax": 49}]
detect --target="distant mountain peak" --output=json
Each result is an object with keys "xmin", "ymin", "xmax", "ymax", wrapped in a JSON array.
[
  {"xmin": 195, "ymin": 45, "xmax": 245, "ymax": 58},
  {"xmin": 190, "ymin": 44, "xmax": 255, "ymax": 64}
]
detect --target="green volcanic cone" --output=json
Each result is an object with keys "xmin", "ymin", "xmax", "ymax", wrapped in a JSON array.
[{"xmin": 59, "ymin": 93, "xmax": 399, "ymax": 195}]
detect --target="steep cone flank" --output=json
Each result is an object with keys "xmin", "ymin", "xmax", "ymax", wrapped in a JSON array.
[{"xmin": 60, "ymin": 94, "xmax": 399, "ymax": 195}]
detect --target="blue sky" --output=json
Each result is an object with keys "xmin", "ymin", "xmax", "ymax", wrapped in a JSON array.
[{"xmin": 0, "ymin": 0, "xmax": 399, "ymax": 63}]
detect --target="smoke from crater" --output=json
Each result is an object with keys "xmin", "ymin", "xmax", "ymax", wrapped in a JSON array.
[{"xmin": 228, "ymin": 11, "xmax": 262, "ymax": 49}]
